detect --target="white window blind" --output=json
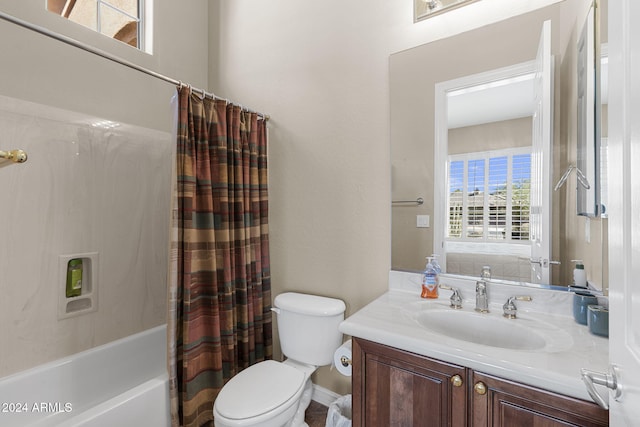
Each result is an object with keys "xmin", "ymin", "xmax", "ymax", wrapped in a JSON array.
[{"xmin": 447, "ymin": 148, "xmax": 531, "ymax": 247}]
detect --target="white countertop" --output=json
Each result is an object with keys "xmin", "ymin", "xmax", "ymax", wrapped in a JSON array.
[{"xmin": 338, "ymin": 271, "xmax": 609, "ymax": 403}]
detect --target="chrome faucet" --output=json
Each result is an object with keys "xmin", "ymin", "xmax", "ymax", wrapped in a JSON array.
[
  {"xmin": 475, "ymin": 266, "xmax": 491, "ymax": 313},
  {"xmin": 503, "ymin": 295, "xmax": 532, "ymax": 319},
  {"xmin": 481, "ymin": 265, "xmax": 491, "ymax": 280},
  {"xmin": 439, "ymin": 284, "xmax": 463, "ymax": 309}
]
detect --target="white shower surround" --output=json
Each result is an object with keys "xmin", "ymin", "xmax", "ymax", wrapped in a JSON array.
[{"xmin": 0, "ymin": 94, "xmax": 173, "ymax": 378}]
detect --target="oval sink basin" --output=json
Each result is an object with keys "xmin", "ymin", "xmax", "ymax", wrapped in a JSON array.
[{"xmin": 415, "ymin": 309, "xmax": 547, "ymax": 350}]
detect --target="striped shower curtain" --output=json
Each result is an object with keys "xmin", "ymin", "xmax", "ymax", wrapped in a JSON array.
[{"xmin": 168, "ymin": 86, "xmax": 272, "ymax": 427}]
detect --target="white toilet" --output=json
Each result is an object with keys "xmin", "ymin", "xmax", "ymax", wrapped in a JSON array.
[{"xmin": 213, "ymin": 292, "xmax": 346, "ymax": 427}]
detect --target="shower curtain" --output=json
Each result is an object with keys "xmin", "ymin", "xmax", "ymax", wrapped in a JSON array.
[{"xmin": 168, "ymin": 86, "xmax": 272, "ymax": 427}]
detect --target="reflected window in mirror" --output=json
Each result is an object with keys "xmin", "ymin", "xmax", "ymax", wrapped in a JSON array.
[
  {"xmin": 445, "ymin": 148, "xmax": 532, "ymax": 281},
  {"xmin": 447, "ymin": 149, "xmax": 531, "ymax": 244}
]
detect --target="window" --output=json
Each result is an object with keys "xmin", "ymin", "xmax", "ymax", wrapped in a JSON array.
[
  {"xmin": 447, "ymin": 148, "xmax": 531, "ymax": 251},
  {"xmin": 47, "ymin": 0, "xmax": 144, "ymax": 50}
]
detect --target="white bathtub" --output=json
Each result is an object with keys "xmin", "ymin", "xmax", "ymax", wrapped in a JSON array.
[{"xmin": 0, "ymin": 325, "xmax": 170, "ymax": 427}]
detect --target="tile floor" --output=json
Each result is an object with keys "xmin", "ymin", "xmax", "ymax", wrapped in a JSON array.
[{"xmin": 305, "ymin": 400, "xmax": 329, "ymax": 427}]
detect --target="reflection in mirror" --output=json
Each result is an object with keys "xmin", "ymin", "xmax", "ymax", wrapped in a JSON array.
[
  {"xmin": 594, "ymin": 0, "xmax": 609, "ymax": 222},
  {"xmin": 434, "ymin": 24, "xmax": 553, "ymax": 285},
  {"xmin": 390, "ymin": 0, "xmax": 607, "ymax": 291},
  {"xmin": 576, "ymin": 3, "xmax": 599, "ymax": 217},
  {"xmin": 436, "ymin": 64, "xmax": 539, "ymax": 284},
  {"xmin": 598, "ymin": 0, "xmax": 609, "ymax": 292}
]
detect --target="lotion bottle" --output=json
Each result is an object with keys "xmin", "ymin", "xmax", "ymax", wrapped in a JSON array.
[{"xmin": 572, "ymin": 260, "xmax": 587, "ymax": 288}]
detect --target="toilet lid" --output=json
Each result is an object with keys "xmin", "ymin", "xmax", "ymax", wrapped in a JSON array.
[{"xmin": 215, "ymin": 360, "xmax": 305, "ymax": 420}]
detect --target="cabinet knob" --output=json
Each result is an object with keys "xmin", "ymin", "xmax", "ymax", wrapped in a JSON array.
[
  {"xmin": 474, "ymin": 381, "xmax": 487, "ymax": 395},
  {"xmin": 450, "ymin": 374, "xmax": 463, "ymax": 387}
]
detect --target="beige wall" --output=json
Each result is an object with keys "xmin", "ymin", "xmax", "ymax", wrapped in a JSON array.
[
  {"xmin": 210, "ymin": 0, "xmax": 564, "ymax": 395},
  {"xmin": 449, "ymin": 117, "xmax": 533, "ymax": 155}
]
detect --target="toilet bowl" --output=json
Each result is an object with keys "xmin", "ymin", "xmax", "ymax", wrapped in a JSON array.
[
  {"xmin": 213, "ymin": 360, "xmax": 315, "ymax": 427},
  {"xmin": 213, "ymin": 292, "xmax": 346, "ymax": 427}
]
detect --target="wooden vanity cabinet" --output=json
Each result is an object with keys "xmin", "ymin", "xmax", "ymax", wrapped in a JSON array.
[
  {"xmin": 470, "ymin": 370, "xmax": 609, "ymax": 427},
  {"xmin": 352, "ymin": 338, "xmax": 609, "ymax": 427},
  {"xmin": 352, "ymin": 338, "xmax": 468, "ymax": 426}
]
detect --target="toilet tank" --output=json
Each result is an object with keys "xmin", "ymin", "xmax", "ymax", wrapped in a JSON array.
[{"xmin": 274, "ymin": 292, "xmax": 346, "ymax": 367}]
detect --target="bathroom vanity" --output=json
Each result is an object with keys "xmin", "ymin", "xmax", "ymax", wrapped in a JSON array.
[
  {"xmin": 352, "ymin": 339, "xmax": 607, "ymax": 426},
  {"xmin": 339, "ymin": 272, "xmax": 610, "ymax": 426}
]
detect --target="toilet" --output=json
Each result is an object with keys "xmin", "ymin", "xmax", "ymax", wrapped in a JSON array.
[{"xmin": 213, "ymin": 292, "xmax": 346, "ymax": 427}]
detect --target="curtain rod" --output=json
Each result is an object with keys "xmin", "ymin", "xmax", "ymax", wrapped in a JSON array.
[{"xmin": 0, "ymin": 10, "xmax": 269, "ymax": 121}]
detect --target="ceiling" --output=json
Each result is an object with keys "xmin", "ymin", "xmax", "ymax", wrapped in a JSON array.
[
  {"xmin": 447, "ymin": 55, "xmax": 608, "ymax": 129},
  {"xmin": 447, "ymin": 75, "xmax": 535, "ymax": 129}
]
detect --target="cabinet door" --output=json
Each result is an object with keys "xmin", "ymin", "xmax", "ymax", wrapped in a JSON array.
[
  {"xmin": 470, "ymin": 371, "xmax": 608, "ymax": 427},
  {"xmin": 352, "ymin": 338, "xmax": 467, "ymax": 427}
]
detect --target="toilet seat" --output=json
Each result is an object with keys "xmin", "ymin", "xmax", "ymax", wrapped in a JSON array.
[{"xmin": 214, "ymin": 360, "xmax": 306, "ymax": 421}]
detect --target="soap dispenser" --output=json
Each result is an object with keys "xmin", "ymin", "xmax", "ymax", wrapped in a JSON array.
[
  {"xmin": 572, "ymin": 260, "xmax": 587, "ymax": 288},
  {"xmin": 421, "ymin": 257, "xmax": 439, "ymax": 299},
  {"xmin": 66, "ymin": 258, "xmax": 83, "ymax": 298},
  {"xmin": 431, "ymin": 254, "xmax": 442, "ymax": 275}
]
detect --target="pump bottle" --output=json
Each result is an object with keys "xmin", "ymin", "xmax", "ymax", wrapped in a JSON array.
[
  {"xmin": 421, "ymin": 257, "xmax": 439, "ymax": 299},
  {"xmin": 572, "ymin": 260, "xmax": 587, "ymax": 287},
  {"xmin": 431, "ymin": 254, "xmax": 442, "ymax": 275}
]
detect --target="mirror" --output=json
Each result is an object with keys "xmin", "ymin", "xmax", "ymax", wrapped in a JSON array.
[{"xmin": 391, "ymin": 0, "xmax": 608, "ymax": 291}]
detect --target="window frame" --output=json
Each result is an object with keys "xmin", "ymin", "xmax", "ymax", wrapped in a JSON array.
[
  {"xmin": 97, "ymin": 0, "xmax": 144, "ymax": 51},
  {"xmin": 46, "ymin": 0, "xmax": 149, "ymax": 52}
]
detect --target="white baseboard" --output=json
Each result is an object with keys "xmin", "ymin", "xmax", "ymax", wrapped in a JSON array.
[{"xmin": 311, "ymin": 383, "xmax": 341, "ymax": 407}]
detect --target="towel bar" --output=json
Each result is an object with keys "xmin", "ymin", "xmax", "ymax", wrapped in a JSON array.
[
  {"xmin": 0, "ymin": 149, "xmax": 28, "ymax": 163},
  {"xmin": 392, "ymin": 197, "xmax": 424, "ymax": 206}
]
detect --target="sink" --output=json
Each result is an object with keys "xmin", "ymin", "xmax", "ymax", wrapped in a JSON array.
[{"xmin": 415, "ymin": 309, "xmax": 547, "ymax": 350}]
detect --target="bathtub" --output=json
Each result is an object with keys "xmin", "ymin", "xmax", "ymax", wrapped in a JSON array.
[{"xmin": 0, "ymin": 325, "xmax": 170, "ymax": 427}]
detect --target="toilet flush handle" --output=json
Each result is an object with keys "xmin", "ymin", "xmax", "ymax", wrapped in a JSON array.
[{"xmin": 271, "ymin": 307, "xmax": 281, "ymax": 314}]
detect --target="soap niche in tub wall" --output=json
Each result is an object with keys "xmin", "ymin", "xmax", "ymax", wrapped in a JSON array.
[{"xmin": 58, "ymin": 252, "xmax": 99, "ymax": 320}]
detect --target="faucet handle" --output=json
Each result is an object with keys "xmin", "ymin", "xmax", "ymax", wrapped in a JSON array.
[
  {"xmin": 439, "ymin": 285, "xmax": 463, "ymax": 309},
  {"xmin": 503, "ymin": 295, "xmax": 532, "ymax": 319}
]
